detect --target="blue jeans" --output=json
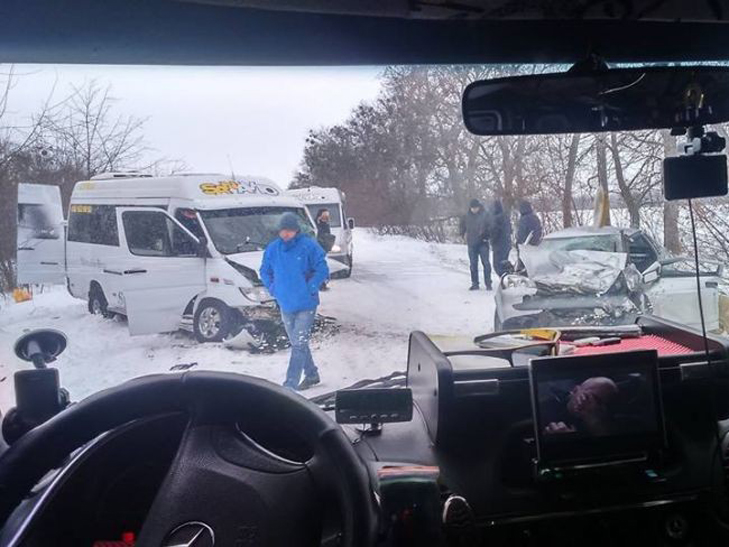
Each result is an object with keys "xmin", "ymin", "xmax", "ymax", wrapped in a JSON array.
[{"xmin": 281, "ymin": 309, "xmax": 318, "ymax": 388}]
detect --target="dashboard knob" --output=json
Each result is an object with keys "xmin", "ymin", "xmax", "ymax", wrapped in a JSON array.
[{"xmin": 442, "ymin": 494, "xmax": 473, "ymax": 526}]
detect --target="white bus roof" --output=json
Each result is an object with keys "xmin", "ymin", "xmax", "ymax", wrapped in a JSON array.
[
  {"xmin": 71, "ymin": 174, "xmax": 303, "ymax": 209},
  {"xmin": 286, "ymin": 186, "xmax": 344, "ymax": 204}
]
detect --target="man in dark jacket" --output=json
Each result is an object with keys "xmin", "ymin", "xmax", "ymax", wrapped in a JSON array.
[
  {"xmin": 516, "ymin": 200, "xmax": 543, "ymax": 246},
  {"xmin": 260, "ymin": 213, "xmax": 329, "ymax": 390},
  {"xmin": 460, "ymin": 199, "xmax": 492, "ymax": 290},
  {"xmin": 490, "ymin": 200, "xmax": 512, "ymax": 277},
  {"xmin": 315, "ymin": 208, "xmax": 333, "ymax": 250},
  {"xmin": 315, "ymin": 208, "xmax": 333, "ymax": 291}
]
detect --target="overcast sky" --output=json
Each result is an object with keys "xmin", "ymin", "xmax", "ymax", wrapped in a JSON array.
[{"xmin": 4, "ymin": 64, "xmax": 383, "ymax": 186}]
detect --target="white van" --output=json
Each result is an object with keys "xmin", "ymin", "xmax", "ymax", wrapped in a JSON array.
[
  {"xmin": 286, "ymin": 186, "xmax": 354, "ymax": 277},
  {"xmin": 16, "ymin": 174, "xmax": 346, "ymax": 345}
]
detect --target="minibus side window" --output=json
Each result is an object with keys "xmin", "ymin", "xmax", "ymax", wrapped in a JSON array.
[
  {"xmin": 123, "ymin": 210, "xmax": 198, "ymax": 258},
  {"xmin": 68, "ymin": 205, "xmax": 119, "ymax": 246}
]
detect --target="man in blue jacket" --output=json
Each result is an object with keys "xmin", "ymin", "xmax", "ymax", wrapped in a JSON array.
[{"xmin": 260, "ymin": 212, "xmax": 330, "ymax": 390}]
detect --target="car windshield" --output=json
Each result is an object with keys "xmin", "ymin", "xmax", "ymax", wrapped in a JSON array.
[
  {"xmin": 201, "ymin": 207, "xmax": 315, "ymax": 254},
  {"xmin": 1, "ymin": 63, "xmax": 728, "ymax": 413}
]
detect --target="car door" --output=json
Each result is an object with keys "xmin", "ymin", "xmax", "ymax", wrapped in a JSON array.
[
  {"xmin": 115, "ymin": 207, "xmax": 207, "ymax": 335},
  {"xmin": 627, "ymin": 232, "xmax": 659, "ymax": 273},
  {"xmin": 16, "ymin": 183, "xmax": 66, "ymax": 285},
  {"xmin": 644, "ymin": 258, "xmax": 721, "ymax": 331}
]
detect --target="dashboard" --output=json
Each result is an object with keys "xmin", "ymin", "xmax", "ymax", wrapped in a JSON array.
[{"xmin": 3, "ymin": 316, "xmax": 729, "ymax": 546}]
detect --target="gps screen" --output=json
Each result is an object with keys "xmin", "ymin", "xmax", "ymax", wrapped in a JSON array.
[{"xmin": 530, "ymin": 350, "xmax": 665, "ymax": 466}]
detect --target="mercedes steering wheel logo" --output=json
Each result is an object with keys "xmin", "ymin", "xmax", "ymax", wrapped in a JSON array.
[{"xmin": 162, "ymin": 521, "xmax": 215, "ymax": 547}]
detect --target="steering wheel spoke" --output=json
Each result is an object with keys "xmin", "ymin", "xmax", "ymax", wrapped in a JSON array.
[{"xmin": 137, "ymin": 420, "xmax": 323, "ymax": 546}]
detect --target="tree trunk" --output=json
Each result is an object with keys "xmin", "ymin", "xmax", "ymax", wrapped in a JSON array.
[
  {"xmin": 562, "ymin": 134, "xmax": 580, "ymax": 228},
  {"xmin": 661, "ymin": 130, "xmax": 682, "ymax": 254},
  {"xmin": 595, "ymin": 134, "xmax": 611, "ymax": 226},
  {"xmin": 609, "ymin": 133, "xmax": 641, "ymax": 228}
]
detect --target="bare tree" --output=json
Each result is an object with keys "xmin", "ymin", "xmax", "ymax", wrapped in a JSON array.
[
  {"xmin": 1, "ymin": 78, "xmax": 155, "ymax": 291},
  {"xmin": 41, "ymin": 81, "xmax": 149, "ymax": 178},
  {"xmin": 594, "ymin": 133, "xmax": 611, "ymax": 226}
]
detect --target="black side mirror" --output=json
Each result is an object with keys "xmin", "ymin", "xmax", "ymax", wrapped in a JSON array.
[
  {"xmin": 347, "ymin": 218, "xmax": 355, "ymax": 230},
  {"xmin": 197, "ymin": 235, "xmax": 209, "ymax": 258}
]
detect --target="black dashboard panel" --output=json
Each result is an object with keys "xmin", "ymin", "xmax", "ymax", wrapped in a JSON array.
[{"xmin": 404, "ymin": 318, "xmax": 729, "ymax": 524}]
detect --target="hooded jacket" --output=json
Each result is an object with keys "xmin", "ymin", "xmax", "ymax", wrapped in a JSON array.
[
  {"xmin": 260, "ymin": 233, "xmax": 329, "ymax": 314},
  {"xmin": 516, "ymin": 201, "xmax": 543, "ymax": 245},
  {"xmin": 490, "ymin": 200, "xmax": 512, "ymax": 246}
]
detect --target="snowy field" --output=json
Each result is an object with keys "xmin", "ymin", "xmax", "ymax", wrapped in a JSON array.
[{"xmin": 0, "ymin": 230, "xmax": 496, "ymax": 411}]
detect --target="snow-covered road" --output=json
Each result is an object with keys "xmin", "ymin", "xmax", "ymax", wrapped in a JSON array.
[{"xmin": 0, "ymin": 230, "xmax": 496, "ymax": 410}]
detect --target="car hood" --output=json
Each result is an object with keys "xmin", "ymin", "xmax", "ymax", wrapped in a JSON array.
[
  {"xmin": 226, "ymin": 251, "xmax": 266, "ymax": 271},
  {"xmin": 521, "ymin": 248, "xmax": 629, "ymax": 296}
]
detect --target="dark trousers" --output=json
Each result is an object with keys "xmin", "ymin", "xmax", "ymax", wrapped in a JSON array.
[
  {"xmin": 468, "ymin": 242, "xmax": 492, "ymax": 287},
  {"xmin": 493, "ymin": 240, "xmax": 511, "ymax": 277}
]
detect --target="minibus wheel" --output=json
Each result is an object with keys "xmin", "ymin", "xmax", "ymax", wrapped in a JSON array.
[
  {"xmin": 194, "ymin": 299, "xmax": 233, "ymax": 342},
  {"xmin": 88, "ymin": 284, "xmax": 112, "ymax": 318}
]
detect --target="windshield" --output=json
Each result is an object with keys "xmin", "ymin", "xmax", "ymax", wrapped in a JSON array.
[
  {"xmin": 1, "ymin": 63, "xmax": 729, "ymax": 415},
  {"xmin": 306, "ymin": 203, "xmax": 342, "ymax": 228},
  {"xmin": 201, "ymin": 207, "xmax": 314, "ymax": 254}
]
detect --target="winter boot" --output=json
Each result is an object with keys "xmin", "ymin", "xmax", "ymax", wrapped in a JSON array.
[{"xmin": 298, "ymin": 372, "xmax": 321, "ymax": 391}]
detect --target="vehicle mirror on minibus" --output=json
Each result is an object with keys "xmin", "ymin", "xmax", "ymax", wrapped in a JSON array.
[{"xmin": 348, "ymin": 218, "xmax": 355, "ymax": 230}]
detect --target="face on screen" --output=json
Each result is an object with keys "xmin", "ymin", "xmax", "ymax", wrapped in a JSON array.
[{"xmin": 538, "ymin": 372, "xmax": 655, "ymax": 438}]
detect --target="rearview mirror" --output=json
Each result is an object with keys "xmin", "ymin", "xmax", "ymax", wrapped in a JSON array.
[{"xmin": 463, "ymin": 66, "xmax": 729, "ymax": 136}]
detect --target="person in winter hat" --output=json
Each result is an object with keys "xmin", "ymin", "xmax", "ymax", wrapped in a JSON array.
[
  {"xmin": 516, "ymin": 200, "xmax": 543, "ymax": 246},
  {"xmin": 490, "ymin": 199, "xmax": 512, "ymax": 277},
  {"xmin": 315, "ymin": 208, "xmax": 334, "ymax": 291},
  {"xmin": 459, "ymin": 198, "xmax": 493, "ymax": 290},
  {"xmin": 260, "ymin": 212, "xmax": 329, "ymax": 390}
]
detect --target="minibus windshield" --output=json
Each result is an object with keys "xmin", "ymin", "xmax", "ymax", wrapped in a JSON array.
[{"xmin": 200, "ymin": 206, "xmax": 314, "ymax": 254}]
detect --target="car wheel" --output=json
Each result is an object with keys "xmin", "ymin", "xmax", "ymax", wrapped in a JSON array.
[
  {"xmin": 194, "ymin": 300, "xmax": 234, "ymax": 343},
  {"xmin": 88, "ymin": 284, "xmax": 112, "ymax": 318},
  {"xmin": 493, "ymin": 309, "xmax": 502, "ymax": 332}
]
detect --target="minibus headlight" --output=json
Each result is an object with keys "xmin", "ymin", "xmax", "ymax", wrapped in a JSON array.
[{"xmin": 240, "ymin": 286, "xmax": 271, "ymax": 302}]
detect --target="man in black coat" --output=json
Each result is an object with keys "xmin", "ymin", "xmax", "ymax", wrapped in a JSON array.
[
  {"xmin": 459, "ymin": 199, "xmax": 493, "ymax": 291},
  {"xmin": 516, "ymin": 200, "xmax": 543, "ymax": 246},
  {"xmin": 491, "ymin": 200, "xmax": 512, "ymax": 277}
]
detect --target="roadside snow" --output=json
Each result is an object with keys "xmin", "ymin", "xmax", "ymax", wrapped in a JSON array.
[{"xmin": 0, "ymin": 230, "xmax": 495, "ymax": 411}]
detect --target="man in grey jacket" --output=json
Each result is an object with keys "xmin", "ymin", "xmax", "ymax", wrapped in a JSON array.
[{"xmin": 459, "ymin": 198, "xmax": 493, "ymax": 291}]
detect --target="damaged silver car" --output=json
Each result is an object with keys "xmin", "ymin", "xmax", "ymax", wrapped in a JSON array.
[{"xmin": 494, "ymin": 227, "xmax": 722, "ymax": 331}]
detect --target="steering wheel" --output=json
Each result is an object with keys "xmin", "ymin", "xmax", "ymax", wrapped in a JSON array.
[{"xmin": 0, "ymin": 372, "xmax": 378, "ymax": 546}]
